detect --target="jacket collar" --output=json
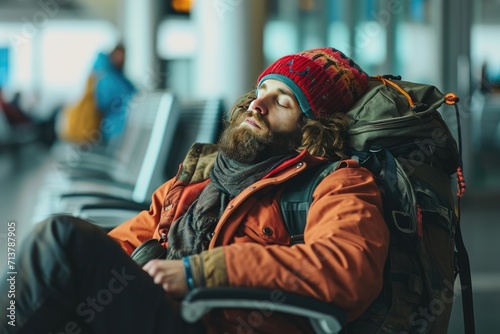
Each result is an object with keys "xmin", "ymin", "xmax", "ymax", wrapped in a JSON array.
[{"xmin": 179, "ymin": 143, "xmax": 328, "ymax": 184}]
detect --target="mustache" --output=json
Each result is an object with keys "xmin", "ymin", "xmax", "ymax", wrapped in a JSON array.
[{"xmin": 240, "ymin": 110, "xmax": 267, "ymax": 129}]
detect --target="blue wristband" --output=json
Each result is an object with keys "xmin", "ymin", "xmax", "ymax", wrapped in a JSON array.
[{"xmin": 183, "ymin": 256, "xmax": 195, "ymax": 291}]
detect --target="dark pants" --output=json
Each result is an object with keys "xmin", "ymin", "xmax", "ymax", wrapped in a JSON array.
[{"xmin": 0, "ymin": 215, "xmax": 202, "ymax": 334}]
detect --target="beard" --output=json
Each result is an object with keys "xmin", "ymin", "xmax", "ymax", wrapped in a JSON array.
[{"xmin": 217, "ymin": 112, "xmax": 302, "ymax": 163}]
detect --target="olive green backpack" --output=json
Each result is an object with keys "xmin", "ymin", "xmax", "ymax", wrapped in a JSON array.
[{"xmin": 280, "ymin": 75, "xmax": 474, "ymax": 333}]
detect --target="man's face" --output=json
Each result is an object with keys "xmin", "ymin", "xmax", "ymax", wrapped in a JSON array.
[{"xmin": 218, "ymin": 79, "xmax": 304, "ymax": 163}]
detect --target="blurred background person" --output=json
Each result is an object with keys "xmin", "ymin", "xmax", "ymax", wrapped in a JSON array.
[
  {"xmin": 58, "ymin": 43, "xmax": 136, "ymax": 148},
  {"xmin": 0, "ymin": 87, "xmax": 32, "ymax": 125},
  {"xmin": 0, "ymin": 87, "xmax": 56, "ymax": 147}
]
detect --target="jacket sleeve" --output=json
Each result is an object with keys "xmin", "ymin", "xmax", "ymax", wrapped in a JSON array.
[
  {"xmin": 192, "ymin": 165, "xmax": 389, "ymax": 322},
  {"xmin": 107, "ymin": 179, "xmax": 174, "ymax": 255}
]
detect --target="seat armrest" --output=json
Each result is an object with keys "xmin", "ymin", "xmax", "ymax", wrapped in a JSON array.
[
  {"xmin": 61, "ymin": 192, "xmax": 136, "ymax": 202},
  {"xmin": 75, "ymin": 200, "xmax": 149, "ymax": 230},
  {"xmin": 75, "ymin": 199, "xmax": 150, "ymax": 213},
  {"xmin": 181, "ymin": 287, "xmax": 345, "ymax": 334}
]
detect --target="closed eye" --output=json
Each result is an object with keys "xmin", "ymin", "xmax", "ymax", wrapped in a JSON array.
[
  {"xmin": 277, "ymin": 97, "xmax": 292, "ymax": 109},
  {"xmin": 277, "ymin": 100, "xmax": 288, "ymax": 108}
]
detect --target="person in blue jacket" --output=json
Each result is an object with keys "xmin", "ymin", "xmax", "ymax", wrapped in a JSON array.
[{"xmin": 92, "ymin": 43, "xmax": 136, "ymax": 144}]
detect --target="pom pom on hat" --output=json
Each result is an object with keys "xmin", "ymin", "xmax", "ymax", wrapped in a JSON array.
[{"xmin": 257, "ymin": 47, "xmax": 369, "ymax": 119}]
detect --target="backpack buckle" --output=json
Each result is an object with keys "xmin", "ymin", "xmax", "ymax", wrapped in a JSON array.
[
  {"xmin": 391, "ymin": 210, "xmax": 417, "ymax": 234},
  {"xmin": 351, "ymin": 146, "xmax": 383, "ymax": 176}
]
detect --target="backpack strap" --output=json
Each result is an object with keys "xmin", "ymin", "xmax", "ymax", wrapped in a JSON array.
[
  {"xmin": 352, "ymin": 147, "xmax": 419, "ymax": 236},
  {"xmin": 280, "ymin": 160, "xmax": 343, "ymax": 245},
  {"xmin": 455, "ymin": 221, "xmax": 476, "ymax": 333},
  {"xmin": 446, "ymin": 93, "xmax": 476, "ymax": 334},
  {"xmin": 279, "ymin": 154, "xmax": 381, "ymax": 245}
]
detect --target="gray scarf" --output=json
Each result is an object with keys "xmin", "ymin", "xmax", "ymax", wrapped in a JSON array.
[{"xmin": 166, "ymin": 152, "xmax": 294, "ymax": 259}]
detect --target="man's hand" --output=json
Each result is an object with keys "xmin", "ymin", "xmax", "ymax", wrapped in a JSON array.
[{"xmin": 143, "ymin": 259, "xmax": 188, "ymax": 299}]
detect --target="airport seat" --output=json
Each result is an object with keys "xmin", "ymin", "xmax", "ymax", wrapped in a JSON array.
[
  {"xmin": 32, "ymin": 91, "xmax": 180, "ymax": 223},
  {"xmin": 163, "ymin": 98, "xmax": 225, "ymax": 179},
  {"xmin": 181, "ymin": 287, "xmax": 346, "ymax": 334},
  {"xmin": 58, "ymin": 91, "xmax": 179, "ymax": 200},
  {"xmin": 66, "ymin": 98, "xmax": 225, "ymax": 228}
]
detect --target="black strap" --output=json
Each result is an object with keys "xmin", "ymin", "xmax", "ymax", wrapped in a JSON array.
[
  {"xmin": 452, "ymin": 96, "xmax": 476, "ymax": 333},
  {"xmin": 355, "ymin": 147, "xmax": 399, "ymax": 213},
  {"xmin": 354, "ymin": 147, "xmax": 413, "ymax": 235},
  {"xmin": 280, "ymin": 160, "xmax": 340, "ymax": 242},
  {"xmin": 455, "ymin": 202, "xmax": 476, "ymax": 333}
]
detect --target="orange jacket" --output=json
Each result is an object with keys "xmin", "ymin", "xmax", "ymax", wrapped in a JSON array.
[{"xmin": 109, "ymin": 143, "xmax": 389, "ymax": 333}]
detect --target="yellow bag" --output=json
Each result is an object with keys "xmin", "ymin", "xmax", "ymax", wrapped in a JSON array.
[{"xmin": 60, "ymin": 75, "xmax": 102, "ymax": 143}]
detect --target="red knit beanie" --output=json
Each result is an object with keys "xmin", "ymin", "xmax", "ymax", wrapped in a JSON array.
[{"xmin": 257, "ymin": 47, "xmax": 369, "ymax": 120}]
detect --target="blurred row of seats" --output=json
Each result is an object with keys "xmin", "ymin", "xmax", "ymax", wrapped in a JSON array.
[{"xmin": 32, "ymin": 91, "xmax": 225, "ymax": 230}]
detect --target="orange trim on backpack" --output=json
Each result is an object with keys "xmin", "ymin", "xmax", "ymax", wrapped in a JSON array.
[
  {"xmin": 456, "ymin": 167, "xmax": 466, "ymax": 197},
  {"xmin": 445, "ymin": 93, "xmax": 460, "ymax": 105},
  {"xmin": 373, "ymin": 75, "xmax": 416, "ymax": 108},
  {"xmin": 417, "ymin": 206, "xmax": 423, "ymax": 238}
]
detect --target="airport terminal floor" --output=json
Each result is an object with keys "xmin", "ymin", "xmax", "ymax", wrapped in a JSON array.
[{"xmin": 1, "ymin": 140, "xmax": 500, "ymax": 333}]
